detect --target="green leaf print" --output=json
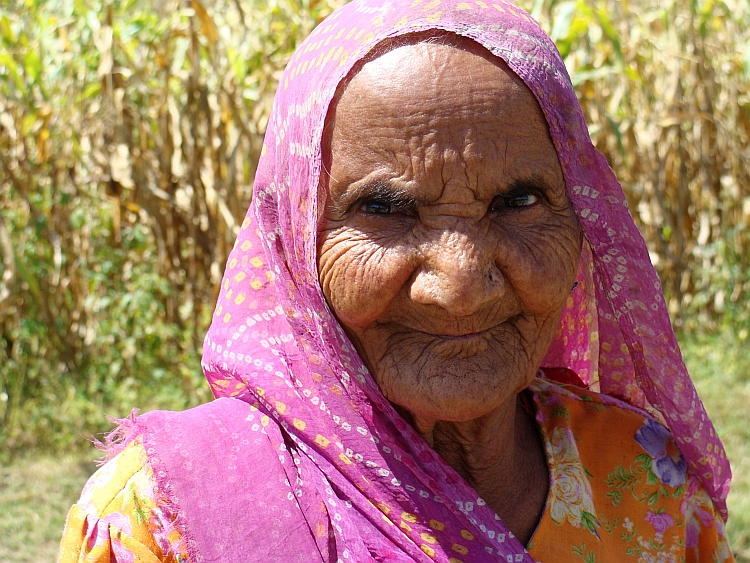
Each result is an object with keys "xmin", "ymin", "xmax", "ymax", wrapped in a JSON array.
[
  {"xmin": 635, "ymin": 453, "xmax": 661, "ymax": 485},
  {"xmin": 606, "ymin": 465, "xmax": 641, "ymax": 489},
  {"xmin": 573, "ymin": 543, "xmax": 597, "ymax": 563},
  {"xmin": 580, "ymin": 395, "xmax": 605, "ymax": 411},
  {"xmin": 128, "ymin": 483, "xmax": 151, "ymax": 526},
  {"xmin": 600, "ymin": 515, "xmax": 620, "ymax": 534},
  {"xmin": 648, "ymin": 537, "xmax": 666, "ymax": 550},
  {"xmin": 605, "ymin": 462, "xmax": 645, "ymax": 504},
  {"xmin": 625, "ymin": 546, "xmax": 642, "ymax": 556},
  {"xmin": 550, "ymin": 404, "xmax": 570, "ymax": 421},
  {"xmin": 635, "ymin": 454, "xmax": 652, "ymax": 470},
  {"xmin": 606, "ymin": 488, "xmax": 623, "ymax": 506},
  {"xmin": 605, "ymin": 452, "xmax": 662, "ymax": 506},
  {"xmin": 581, "ymin": 510, "xmax": 602, "ymax": 540}
]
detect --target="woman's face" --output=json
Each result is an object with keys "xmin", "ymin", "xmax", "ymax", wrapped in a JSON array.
[{"xmin": 317, "ymin": 42, "xmax": 581, "ymax": 424}]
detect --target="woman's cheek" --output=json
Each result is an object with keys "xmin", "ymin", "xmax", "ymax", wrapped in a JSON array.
[
  {"xmin": 504, "ymin": 226, "xmax": 580, "ymax": 314},
  {"xmin": 319, "ymin": 237, "xmax": 414, "ymax": 329}
]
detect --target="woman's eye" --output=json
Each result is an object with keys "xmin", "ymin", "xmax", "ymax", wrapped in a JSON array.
[
  {"xmin": 506, "ymin": 193, "xmax": 538, "ymax": 208},
  {"xmin": 361, "ymin": 200, "xmax": 393, "ymax": 215},
  {"xmin": 496, "ymin": 193, "xmax": 538, "ymax": 209}
]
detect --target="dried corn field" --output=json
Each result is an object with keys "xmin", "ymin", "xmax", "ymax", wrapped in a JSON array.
[
  {"xmin": 526, "ymin": 0, "xmax": 750, "ymax": 331},
  {"xmin": 0, "ymin": 0, "xmax": 349, "ymax": 450},
  {"xmin": 1, "ymin": 0, "xmax": 749, "ymax": 456}
]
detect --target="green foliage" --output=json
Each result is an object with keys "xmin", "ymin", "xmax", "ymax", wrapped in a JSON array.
[
  {"xmin": 0, "ymin": 0, "xmax": 346, "ymax": 454},
  {"xmin": 519, "ymin": 0, "xmax": 750, "ymax": 332}
]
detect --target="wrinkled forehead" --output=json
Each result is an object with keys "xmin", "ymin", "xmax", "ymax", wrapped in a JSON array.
[
  {"xmin": 317, "ymin": 33, "xmax": 554, "ymax": 196},
  {"xmin": 322, "ymin": 29, "xmax": 541, "ymax": 161},
  {"xmin": 338, "ymin": 31, "xmax": 520, "ymax": 89},
  {"xmin": 268, "ymin": 6, "xmax": 583, "ymax": 225},
  {"xmin": 325, "ymin": 31, "xmax": 530, "ymax": 122}
]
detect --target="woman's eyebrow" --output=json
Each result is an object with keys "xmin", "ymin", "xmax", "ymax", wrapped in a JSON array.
[
  {"xmin": 332, "ymin": 180, "xmax": 419, "ymax": 213},
  {"xmin": 505, "ymin": 176, "xmax": 555, "ymax": 195},
  {"xmin": 500, "ymin": 176, "xmax": 561, "ymax": 204}
]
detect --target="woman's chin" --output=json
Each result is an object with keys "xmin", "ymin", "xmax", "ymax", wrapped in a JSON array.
[
  {"xmin": 383, "ymin": 357, "xmax": 536, "ymax": 425},
  {"xmin": 355, "ymin": 328, "xmax": 539, "ymax": 424}
]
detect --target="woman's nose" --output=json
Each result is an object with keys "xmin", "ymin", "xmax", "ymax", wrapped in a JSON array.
[{"xmin": 409, "ymin": 230, "xmax": 505, "ymax": 317}]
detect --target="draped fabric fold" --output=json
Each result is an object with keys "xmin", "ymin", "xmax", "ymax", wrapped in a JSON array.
[{"xmin": 193, "ymin": 1, "xmax": 731, "ymax": 561}]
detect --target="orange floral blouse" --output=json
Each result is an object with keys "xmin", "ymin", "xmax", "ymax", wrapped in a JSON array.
[{"xmin": 58, "ymin": 378, "xmax": 735, "ymax": 563}]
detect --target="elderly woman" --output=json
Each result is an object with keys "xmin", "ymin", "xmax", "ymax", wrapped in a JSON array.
[{"xmin": 59, "ymin": 2, "xmax": 734, "ymax": 562}]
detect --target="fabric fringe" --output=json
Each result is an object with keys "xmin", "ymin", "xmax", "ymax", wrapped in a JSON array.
[
  {"xmin": 92, "ymin": 409, "xmax": 192, "ymax": 559},
  {"xmin": 92, "ymin": 409, "xmax": 144, "ymax": 465}
]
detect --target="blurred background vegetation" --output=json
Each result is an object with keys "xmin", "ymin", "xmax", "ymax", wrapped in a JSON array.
[{"xmin": 0, "ymin": 0, "xmax": 748, "ymax": 560}]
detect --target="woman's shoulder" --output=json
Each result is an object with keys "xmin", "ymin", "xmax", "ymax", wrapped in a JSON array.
[
  {"xmin": 527, "ymin": 376, "xmax": 734, "ymax": 563},
  {"xmin": 530, "ymin": 375, "xmax": 670, "ymax": 445},
  {"xmin": 76, "ymin": 439, "xmax": 150, "ymax": 514},
  {"xmin": 530, "ymin": 375, "xmax": 689, "ymax": 493},
  {"xmin": 58, "ymin": 439, "xmax": 185, "ymax": 562},
  {"xmin": 59, "ymin": 398, "xmax": 275, "ymax": 563}
]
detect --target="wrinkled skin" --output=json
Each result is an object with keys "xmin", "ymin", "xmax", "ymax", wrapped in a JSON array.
[{"xmin": 317, "ymin": 41, "xmax": 582, "ymax": 543}]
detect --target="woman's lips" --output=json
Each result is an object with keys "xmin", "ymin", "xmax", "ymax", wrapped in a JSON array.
[
  {"xmin": 377, "ymin": 316, "xmax": 517, "ymax": 359},
  {"xmin": 429, "ymin": 331, "xmax": 488, "ymax": 340},
  {"xmin": 431, "ymin": 332, "xmax": 490, "ymax": 359},
  {"xmin": 414, "ymin": 327, "xmax": 496, "ymax": 359},
  {"xmin": 408, "ymin": 318, "xmax": 511, "ymax": 339}
]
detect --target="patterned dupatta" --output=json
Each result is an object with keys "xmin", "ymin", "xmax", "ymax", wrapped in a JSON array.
[{"xmin": 190, "ymin": 1, "xmax": 731, "ymax": 561}]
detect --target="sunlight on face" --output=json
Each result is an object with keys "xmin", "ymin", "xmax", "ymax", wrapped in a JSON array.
[{"xmin": 317, "ymin": 42, "xmax": 581, "ymax": 424}]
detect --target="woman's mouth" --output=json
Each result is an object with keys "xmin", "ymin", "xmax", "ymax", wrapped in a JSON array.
[{"xmin": 426, "ymin": 330, "xmax": 493, "ymax": 359}]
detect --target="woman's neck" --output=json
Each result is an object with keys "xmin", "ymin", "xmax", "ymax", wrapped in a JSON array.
[{"xmin": 406, "ymin": 393, "xmax": 549, "ymax": 545}]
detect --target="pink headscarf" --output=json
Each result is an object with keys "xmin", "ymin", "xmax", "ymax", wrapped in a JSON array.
[{"xmin": 201, "ymin": 0, "xmax": 730, "ymax": 560}]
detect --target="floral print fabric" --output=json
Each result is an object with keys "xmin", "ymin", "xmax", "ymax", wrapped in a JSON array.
[
  {"xmin": 529, "ymin": 379, "xmax": 733, "ymax": 563},
  {"xmin": 57, "ymin": 441, "xmax": 187, "ymax": 563},
  {"xmin": 59, "ymin": 378, "xmax": 734, "ymax": 563}
]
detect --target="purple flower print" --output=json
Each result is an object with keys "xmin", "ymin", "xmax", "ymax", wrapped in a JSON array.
[
  {"xmin": 646, "ymin": 510, "xmax": 675, "ymax": 534},
  {"xmin": 685, "ymin": 505, "xmax": 715, "ymax": 548},
  {"xmin": 542, "ymin": 393, "xmax": 562, "ymax": 407},
  {"xmin": 682, "ymin": 481, "xmax": 717, "ymax": 548},
  {"xmin": 635, "ymin": 418, "xmax": 687, "ymax": 487},
  {"xmin": 685, "ymin": 519, "xmax": 699, "ymax": 548}
]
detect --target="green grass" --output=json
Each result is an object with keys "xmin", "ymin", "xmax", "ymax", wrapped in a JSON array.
[
  {"xmin": 0, "ymin": 450, "xmax": 96, "ymax": 563},
  {"xmin": 679, "ymin": 329, "xmax": 750, "ymax": 563},
  {"xmin": 0, "ymin": 330, "xmax": 748, "ymax": 562}
]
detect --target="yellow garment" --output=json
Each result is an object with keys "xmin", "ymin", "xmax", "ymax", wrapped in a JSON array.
[
  {"xmin": 59, "ymin": 380, "xmax": 735, "ymax": 563},
  {"xmin": 57, "ymin": 441, "xmax": 186, "ymax": 562}
]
